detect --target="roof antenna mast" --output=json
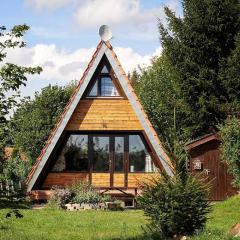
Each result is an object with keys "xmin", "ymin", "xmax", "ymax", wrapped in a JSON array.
[{"xmin": 99, "ymin": 25, "xmax": 112, "ymax": 42}]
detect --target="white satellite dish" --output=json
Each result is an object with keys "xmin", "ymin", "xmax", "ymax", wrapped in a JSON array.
[{"xmin": 99, "ymin": 25, "xmax": 112, "ymax": 42}]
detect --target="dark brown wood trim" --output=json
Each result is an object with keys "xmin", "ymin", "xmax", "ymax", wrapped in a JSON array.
[
  {"xmin": 110, "ymin": 136, "xmax": 114, "ymax": 187},
  {"xmin": 88, "ymin": 133, "xmax": 93, "ymax": 184},
  {"xmin": 125, "ymin": 135, "xmax": 129, "ymax": 188}
]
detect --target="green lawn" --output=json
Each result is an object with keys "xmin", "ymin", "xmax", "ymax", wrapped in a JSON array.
[{"xmin": 0, "ymin": 195, "xmax": 240, "ymax": 240}]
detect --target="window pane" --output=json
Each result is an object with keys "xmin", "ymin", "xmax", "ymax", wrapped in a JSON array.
[
  {"xmin": 101, "ymin": 65, "xmax": 109, "ymax": 73},
  {"xmin": 115, "ymin": 137, "xmax": 124, "ymax": 172},
  {"xmin": 88, "ymin": 80, "xmax": 98, "ymax": 96},
  {"xmin": 52, "ymin": 135, "xmax": 88, "ymax": 172},
  {"xmin": 101, "ymin": 77, "xmax": 119, "ymax": 96},
  {"xmin": 129, "ymin": 135, "xmax": 155, "ymax": 172},
  {"xmin": 93, "ymin": 136, "xmax": 110, "ymax": 172}
]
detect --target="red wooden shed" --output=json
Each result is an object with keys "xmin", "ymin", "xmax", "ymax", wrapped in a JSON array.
[{"xmin": 187, "ymin": 133, "xmax": 238, "ymax": 201}]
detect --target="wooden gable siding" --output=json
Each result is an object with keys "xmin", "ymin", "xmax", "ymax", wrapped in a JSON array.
[
  {"xmin": 65, "ymin": 99, "xmax": 143, "ymax": 131},
  {"xmin": 42, "ymin": 173, "xmax": 89, "ymax": 189},
  {"xmin": 42, "ymin": 172, "xmax": 159, "ymax": 189}
]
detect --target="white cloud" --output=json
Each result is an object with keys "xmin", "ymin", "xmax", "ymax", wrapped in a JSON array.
[
  {"xmin": 73, "ymin": 0, "xmax": 182, "ymax": 27},
  {"xmin": 114, "ymin": 46, "xmax": 162, "ymax": 73},
  {"xmin": 24, "ymin": 0, "xmax": 74, "ymax": 11},
  {"xmin": 72, "ymin": 0, "xmax": 183, "ymax": 41},
  {"xmin": 4, "ymin": 44, "xmax": 94, "ymax": 82},
  {"xmin": 3, "ymin": 42, "xmax": 161, "ymax": 83},
  {"xmin": 25, "ymin": 0, "xmax": 182, "ymax": 41},
  {"xmin": 74, "ymin": 0, "xmax": 140, "ymax": 27},
  {"xmin": 73, "ymin": 0, "xmax": 164, "ymax": 39}
]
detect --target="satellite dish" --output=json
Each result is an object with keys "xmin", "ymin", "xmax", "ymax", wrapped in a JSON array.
[{"xmin": 99, "ymin": 25, "xmax": 112, "ymax": 42}]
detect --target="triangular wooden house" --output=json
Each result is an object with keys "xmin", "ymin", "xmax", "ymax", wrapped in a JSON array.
[{"xmin": 26, "ymin": 40, "xmax": 173, "ymax": 201}]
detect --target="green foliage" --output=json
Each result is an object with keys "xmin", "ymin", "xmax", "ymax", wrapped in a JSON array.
[
  {"xmin": 219, "ymin": 117, "xmax": 240, "ymax": 187},
  {"xmin": 138, "ymin": 141, "xmax": 211, "ymax": 239},
  {"xmin": 135, "ymin": 56, "xmax": 192, "ymax": 151},
  {"xmin": 159, "ymin": 0, "xmax": 240, "ymax": 137},
  {"xmin": 48, "ymin": 182, "xmax": 112, "ymax": 208},
  {"xmin": 69, "ymin": 181, "xmax": 111, "ymax": 205},
  {"xmin": 9, "ymin": 84, "xmax": 75, "ymax": 161},
  {"xmin": 0, "ymin": 149, "xmax": 31, "ymax": 183},
  {"xmin": 129, "ymin": 69, "xmax": 141, "ymax": 88},
  {"xmin": 138, "ymin": 174, "xmax": 211, "ymax": 239},
  {"xmin": 47, "ymin": 187, "xmax": 72, "ymax": 209},
  {"xmin": 0, "ymin": 24, "xmax": 42, "ymax": 166}
]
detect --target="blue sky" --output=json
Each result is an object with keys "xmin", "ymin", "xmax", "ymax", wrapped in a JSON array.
[{"xmin": 0, "ymin": 0, "xmax": 182, "ymax": 97}]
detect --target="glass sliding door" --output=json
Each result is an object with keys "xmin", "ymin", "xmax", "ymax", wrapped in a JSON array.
[
  {"xmin": 92, "ymin": 136, "xmax": 110, "ymax": 172},
  {"xmin": 129, "ymin": 135, "xmax": 156, "ymax": 173},
  {"xmin": 52, "ymin": 134, "xmax": 88, "ymax": 172},
  {"xmin": 52, "ymin": 133, "xmax": 157, "ymax": 176},
  {"xmin": 114, "ymin": 136, "xmax": 124, "ymax": 172}
]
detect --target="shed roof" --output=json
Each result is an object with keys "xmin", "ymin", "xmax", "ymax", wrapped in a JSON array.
[{"xmin": 186, "ymin": 133, "xmax": 220, "ymax": 150}]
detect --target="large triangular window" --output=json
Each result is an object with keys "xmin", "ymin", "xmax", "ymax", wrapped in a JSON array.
[{"xmin": 88, "ymin": 65, "xmax": 120, "ymax": 97}]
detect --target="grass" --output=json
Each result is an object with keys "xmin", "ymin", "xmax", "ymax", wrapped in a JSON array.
[
  {"xmin": 191, "ymin": 195, "xmax": 240, "ymax": 240},
  {"xmin": 0, "ymin": 195, "xmax": 240, "ymax": 240},
  {"xmin": 0, "ymin": 206, "xmax": 147, "ymax": 240}
]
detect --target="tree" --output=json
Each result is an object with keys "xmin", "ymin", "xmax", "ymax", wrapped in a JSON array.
[
  {"xmin": 10, "ymin": 84, "xmax": 75, "ymax": 161},
  {"xmin": 128, "ymin": 69, "xmax": 140, "ymax": 88},
  {"xmin": 0, "ymin": 148, "xmax": 31, "ymax": 183},
  {"xmin": 135, "ymin": 55, "xmax": 192, "ymax": 151},
  {"xmin": 219, "ymin": 117, "xmax": 240, "ymax": 188},
  {"xmin": 0, "ymin": 25, "xmax": 42, "ymax": 167},
  {"xmin": 159, "ymin": 0, "xmax": 240, "ymax": 138}
]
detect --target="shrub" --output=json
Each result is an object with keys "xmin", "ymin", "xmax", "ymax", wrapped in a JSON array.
[
  {"xmin": 48, "ymin": 181, "xmax": 112, "ymax": 208},
  {"xmin": 138, "ymin": 142, "xmax": 211, "ymax": 239},
  {"xmin": 219, "ymin": 117, "xmax": 240, "ymax": 188},
  {"xmin": 48, "ymin": 186, "xmax": 72, "ymax": 209},
  {"xmin": 138, "ymin": 174, "xmax": 211, "ymax": 239},
  {"xmin": 0, "ymin": 148, "xmax": 31, "ymax": 197},
  {"xmin": 69, "ymin": 181, "xmax": 111, "ymax": 204}
]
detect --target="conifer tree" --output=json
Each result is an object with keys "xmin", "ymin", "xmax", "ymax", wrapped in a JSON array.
[{"xmin": 159, "ymin": 0, "xmax": 240, "ymax": 137}]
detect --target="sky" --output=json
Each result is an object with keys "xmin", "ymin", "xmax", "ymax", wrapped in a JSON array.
[{"xmin": 0, "ymin": 0, "xmax": 182, "ymax": 97}]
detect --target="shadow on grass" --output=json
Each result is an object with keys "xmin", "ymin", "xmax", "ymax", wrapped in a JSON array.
[
  {"xmin": 109, "ymin": 233, "xmax": 153, "ymax": 240},
  {"xmin": 0, "ymin": 197, "xmax": 31, "ymax": 209},
  {"xmin": 110, "ymin": 237, "xmax": 148, "ymax": 240}
]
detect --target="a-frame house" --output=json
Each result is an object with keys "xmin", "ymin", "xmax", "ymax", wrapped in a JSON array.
[{"xmin": 26, "ymin": 39, "xmax": 173, "ymax": 201}]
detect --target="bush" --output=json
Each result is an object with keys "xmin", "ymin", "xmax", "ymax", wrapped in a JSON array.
[
  {"xmin": 48, "ymin": 181, "xmax": 112, "ymax": 208},
  {"xmin": 69, "ymin": 181, "xmax": 112, "ymax": 205},
  {"xmin": 0, "ymin": 149, "xmax": 31, "ymax": 183},
  {"xmin": 219, "ymin": 117, "xmax": 240, "ymax": 188},
  {"xmin": 138, "ymin": 141, "xmax": 211, "ymax": 239},
  {"xmin": 0, "ymin": 148, "xmax": 31, "ymax": 197},
  {"xmin": 138, "ymin": 174, "xmax": 211, "ymax": 239},
  {"xmin": 48, "ymin": 187, "xmax": 72, "ymax": 209}
]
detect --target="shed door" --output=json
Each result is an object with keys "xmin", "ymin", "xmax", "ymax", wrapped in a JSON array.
[{"xmin": 190, "ymin": 143, "xmax": 227, "ymax": 201}]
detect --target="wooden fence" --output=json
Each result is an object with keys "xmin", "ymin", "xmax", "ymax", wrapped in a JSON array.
[{"xmin": 0, "ymin": 180, "xmax": 24, "ymax": 197}]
